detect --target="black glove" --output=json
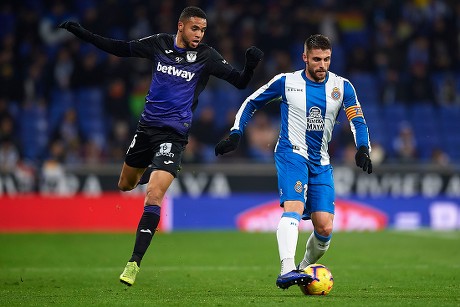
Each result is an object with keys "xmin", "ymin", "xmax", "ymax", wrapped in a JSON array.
[
  {"xmin": 355, "ymin": 146, "xmax": 373, "ymax": 174},
  {"xmin": 215, "ymin": 133, "xmax": 241, "ymax": 156},
  {"xmin": 244, "ymin": 46, "xmax": 264, "ymax": 70},
  {"xmin": 58, "ymin": 21, "xmax": 82, "ymax": 32}
]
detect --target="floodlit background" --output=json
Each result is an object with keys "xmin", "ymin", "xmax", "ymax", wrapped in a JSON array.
[{"xmin": 0, "ymin": 0, "xmax": 459, "ymax": 232}]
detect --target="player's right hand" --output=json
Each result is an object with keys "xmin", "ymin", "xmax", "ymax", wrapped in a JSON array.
[
  {"xmin": 58, "ymin": 21, "xmax": 81, "ymax": 30},
  {"xmin": 215, "ymin": 133, "xmax": 241, "ymax": 156}
]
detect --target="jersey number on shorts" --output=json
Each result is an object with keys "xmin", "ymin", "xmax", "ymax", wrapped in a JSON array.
[{"xmin": 127, "ymin": 134, "xmax": 137, "ymax": 154}]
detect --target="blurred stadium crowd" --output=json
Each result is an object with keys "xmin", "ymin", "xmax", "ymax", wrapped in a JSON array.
[{"xmin": 0, "ymin": 0, "xmax": 459, "ymax": 175}]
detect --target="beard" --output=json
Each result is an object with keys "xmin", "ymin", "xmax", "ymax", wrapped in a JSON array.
[
  {"xmin": 307, "ymin": 66, "xmax": 327, "ymax": 82},
  {"xmin": 180, "ymin": 32, "xmax": 198, "ymax": 49}
]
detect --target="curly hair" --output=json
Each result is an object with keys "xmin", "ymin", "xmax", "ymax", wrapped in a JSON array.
[{"xmin": 179, "ymin": 6, "xmax": 207, "ymax": 22}]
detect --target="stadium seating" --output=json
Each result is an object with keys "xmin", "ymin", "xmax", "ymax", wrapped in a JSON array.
[
  {"xmin": 75, "ymin": 88, "xmax": 106, "ymax": 146},
  {"xmin": 407, "ymin": 105, "xmax": 438, "ymax": 161},
  {"xmin": 363, "ymin": 104, "xmax": 386, "ymax": 147},
  {"xmin": 349, "ymin": 72, "xmax": 379, "ymax": 106},
  {"xmin": 19, "ymin": 102, "xmax": 49, "ymax": 162},
  {"xmin": 439, "ymin": 106, "xmax": 460, "ymax": 160},
  {"xmin": 48, "ymin": 89, "xmax": 74, "ymax": 135}
]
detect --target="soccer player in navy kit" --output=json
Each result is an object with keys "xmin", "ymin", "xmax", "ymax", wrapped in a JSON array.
[
  {"xmin": 215, "ymin": 34, "xmax": 372, "ymax": 289},
  {"xmin": 59, "ymin": 6, "xmax": 263, "ymax": 286}
]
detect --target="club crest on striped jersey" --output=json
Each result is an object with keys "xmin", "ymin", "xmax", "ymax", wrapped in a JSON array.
[
  {"xmin": 307, "ymin": 106, "xmax": 325, "ymax": 131},
  {"xmin": 186, "ymin": 51, "xmax": 197, "ymax": 62},
  {"xmin": 331, "ymin": 87, "xmax": 341, "ymax": 100},
  {"xmin": 294, "ymin": 181, "xmax": 303, "ymax": 193}
]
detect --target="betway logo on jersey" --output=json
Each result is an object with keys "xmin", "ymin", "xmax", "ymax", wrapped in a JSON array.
[{"xmin": 156, "ymin": 62, "xmax": 195, "ymax": 81}]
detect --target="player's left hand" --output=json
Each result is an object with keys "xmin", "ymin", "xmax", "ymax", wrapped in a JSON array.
[
  {"xmin": 245, "ymin": 46, "xmax": 264, "ymax": 70},
  {"xmin": 355, "ymin": 146, "xmax": 373, "ymax": 174},
  {"xmin": 215, "ymin": 133, "xmax": 241, "ymax": 156}
]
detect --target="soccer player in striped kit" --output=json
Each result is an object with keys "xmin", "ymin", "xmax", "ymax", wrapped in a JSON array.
[{"xmin": 215, "ymin": 34, "xmax": 372, "ymax": 289}]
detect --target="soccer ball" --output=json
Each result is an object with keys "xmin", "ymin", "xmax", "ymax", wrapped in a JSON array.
[{"xmin": 299, "ymin": 264, "xmax": 334, "ymax": 295}]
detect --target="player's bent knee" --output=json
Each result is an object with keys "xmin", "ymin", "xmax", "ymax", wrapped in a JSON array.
[
  {"xmin": 118, "ymin": 179, "xmax": 137, "ymax": 192},
  {"xmin": 118, "ymin": 184, "xmax": 133, "ymax": 192},
  {"xmin": 315, "ymin": 225, "xmax": 333, "ymax": 237}
]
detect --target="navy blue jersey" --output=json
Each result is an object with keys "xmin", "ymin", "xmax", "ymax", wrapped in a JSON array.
[{"xmin": 128, "ymin": 33, "xmax": 241, "ymax": 135}]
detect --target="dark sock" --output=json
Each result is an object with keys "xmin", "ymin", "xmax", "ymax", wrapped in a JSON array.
[{"xmin": 129, "ymin": 205, "xmax": 161, "ymax": 266}]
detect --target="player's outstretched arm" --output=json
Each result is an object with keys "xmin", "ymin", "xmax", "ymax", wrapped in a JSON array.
[
  {"xmin": 58, "ymin": 21, "xmax": 131, "ymax": 57},
  {"xmin": 355, "ymin": 146, "xmax": 373, "ymax": 174},
  {"xmin": 215, "ymin": 132, "xmax": 241, "ymax": 156}
]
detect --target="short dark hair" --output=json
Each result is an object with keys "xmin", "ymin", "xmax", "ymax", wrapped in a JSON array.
[
  {"xmin": 305, "ymin": 34, "xmax": 331, "ymax": 51},
  {"xmin": 179, "ymin": 6, "xmax": 207, "ymax": 22}
]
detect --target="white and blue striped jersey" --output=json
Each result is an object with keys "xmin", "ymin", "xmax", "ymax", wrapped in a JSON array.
[{"xmin": 231, "ymin": 69, "xmax": 371, "ymax": 170}]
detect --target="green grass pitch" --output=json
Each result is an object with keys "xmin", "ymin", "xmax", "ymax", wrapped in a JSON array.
[{"xmin": 1, "ymin": 231, "xmax": 459, "ymax": 306}]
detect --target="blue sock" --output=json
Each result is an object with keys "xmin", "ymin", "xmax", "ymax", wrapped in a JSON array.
[
  {"xmin": 314, "ymin": 230, "xmax": 332, "ymax": 242},
  {"xmin": 144, "ymin": 204, "xmax": 161, "ymax": 215}
]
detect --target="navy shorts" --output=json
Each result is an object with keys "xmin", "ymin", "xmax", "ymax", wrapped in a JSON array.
[
  {"xmin": 125, "ymin": 124, "xmax": 187, "ymax": 177},
  {"xmin": 274, "ymin": 152, "xmax": 335, "ymax": 220}
]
